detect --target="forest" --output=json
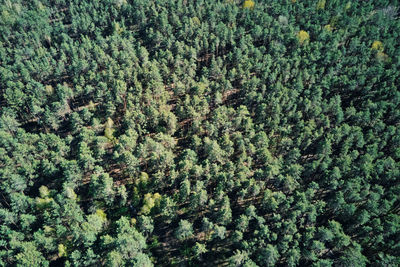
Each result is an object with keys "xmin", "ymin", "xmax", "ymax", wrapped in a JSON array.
[{"xmin": 0, "ymin": 0, "xmax": 399, "ymax": 266}]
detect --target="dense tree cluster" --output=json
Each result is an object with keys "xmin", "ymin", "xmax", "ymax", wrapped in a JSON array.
[{"xmin": 0, "ymin": 0, "xmax": 399, "ymax": 266}]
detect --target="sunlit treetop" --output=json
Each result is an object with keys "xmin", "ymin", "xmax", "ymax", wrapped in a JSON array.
[
  {"xmin": 371, "ymin": 41, "xmax": 384, "ymax": 52},
  {"xmin": 324, "ymin": 24, "xmax": 334, "ymax": 32},
  {"xmin": 243, "ymin": 0, "xmax": 255, "ymax": 9},
  {"xmin": 376, "ymin": 51, "xmax": 390, "ymax": 63},
  {"xmin": 297, "ymin": 30, "xmax": 310, "ymax": 45},
  {"xmin": 317, "ymin": 0, "xmax": 326, "ymax": 10}
]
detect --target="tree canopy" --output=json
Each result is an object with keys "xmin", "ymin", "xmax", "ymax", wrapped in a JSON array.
[{"xmin": 0, "ymin": 0, "xmax": 399, "ymax": 266}]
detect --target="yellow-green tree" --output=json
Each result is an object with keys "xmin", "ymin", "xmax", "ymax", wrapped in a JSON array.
[
  {"xmin": 371, "ymin": 41, "xmax": 384, "ymax": 52},
  {"xmin": 243, "ymin": 0, "xmax": 255, "ymax": 9},
  {"xmin": 104, "ymin": 117, "xmax": 116, "ymax": 142},
  {"xmin": 297, "ymin": 30, "xmax": 310, "ymax": 45},
  {"xmin": 141, "ymin": 193, "xmax": 162, "ymax": 215},
  {"xmin": 58, "ymin": 244, "xmax": 67, "ymax": 257},
  {"xmin": 317, "ymin": 0, "xmax": 326, "ymax": 10}
]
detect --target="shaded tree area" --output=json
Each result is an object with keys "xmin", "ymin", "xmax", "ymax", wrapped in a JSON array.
[{"xmin": 0, "ymin": 0, "xmax": 400, "ymax": 266}]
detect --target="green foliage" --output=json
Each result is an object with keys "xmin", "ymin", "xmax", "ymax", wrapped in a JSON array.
[
  {"xmin": 316, "ymin": 0, "xmax": 326, "ymax": 10},
  {"xmin": 259, "ymin": 244, "xmax": 279, "ymax": 267},
  {"xmin": 175, "ymin": 220, "xmax": 194, "ymax": 241},
  {"xmin": 140, "ymin": 193, "xmax": 162, "ymax": 215},
  {"xmin": 58, "ymin": 244, "xmax": 67, "ymax": 258},
  {"xmin": 137, "ymin": 215, "xmax": 154, "ymax": 236},
  {"xmin": 193, "ymin": 242, "xmax": 207, "ymax": 259},
  {"xmin": 14, "ymin": 242, "xmax": 48, "ymax": 267},
  {"xmin": 39, "ymin": 186, "xmax": 50, "ymax": 198},
  {"xmin": 0, "ymin": 0, "xmax": 399, "ymax": 266}
]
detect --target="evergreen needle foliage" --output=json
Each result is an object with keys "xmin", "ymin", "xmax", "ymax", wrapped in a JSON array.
[{"xmin": 0, "ymin": 0, "xmax": 399, "ymax": 266}]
